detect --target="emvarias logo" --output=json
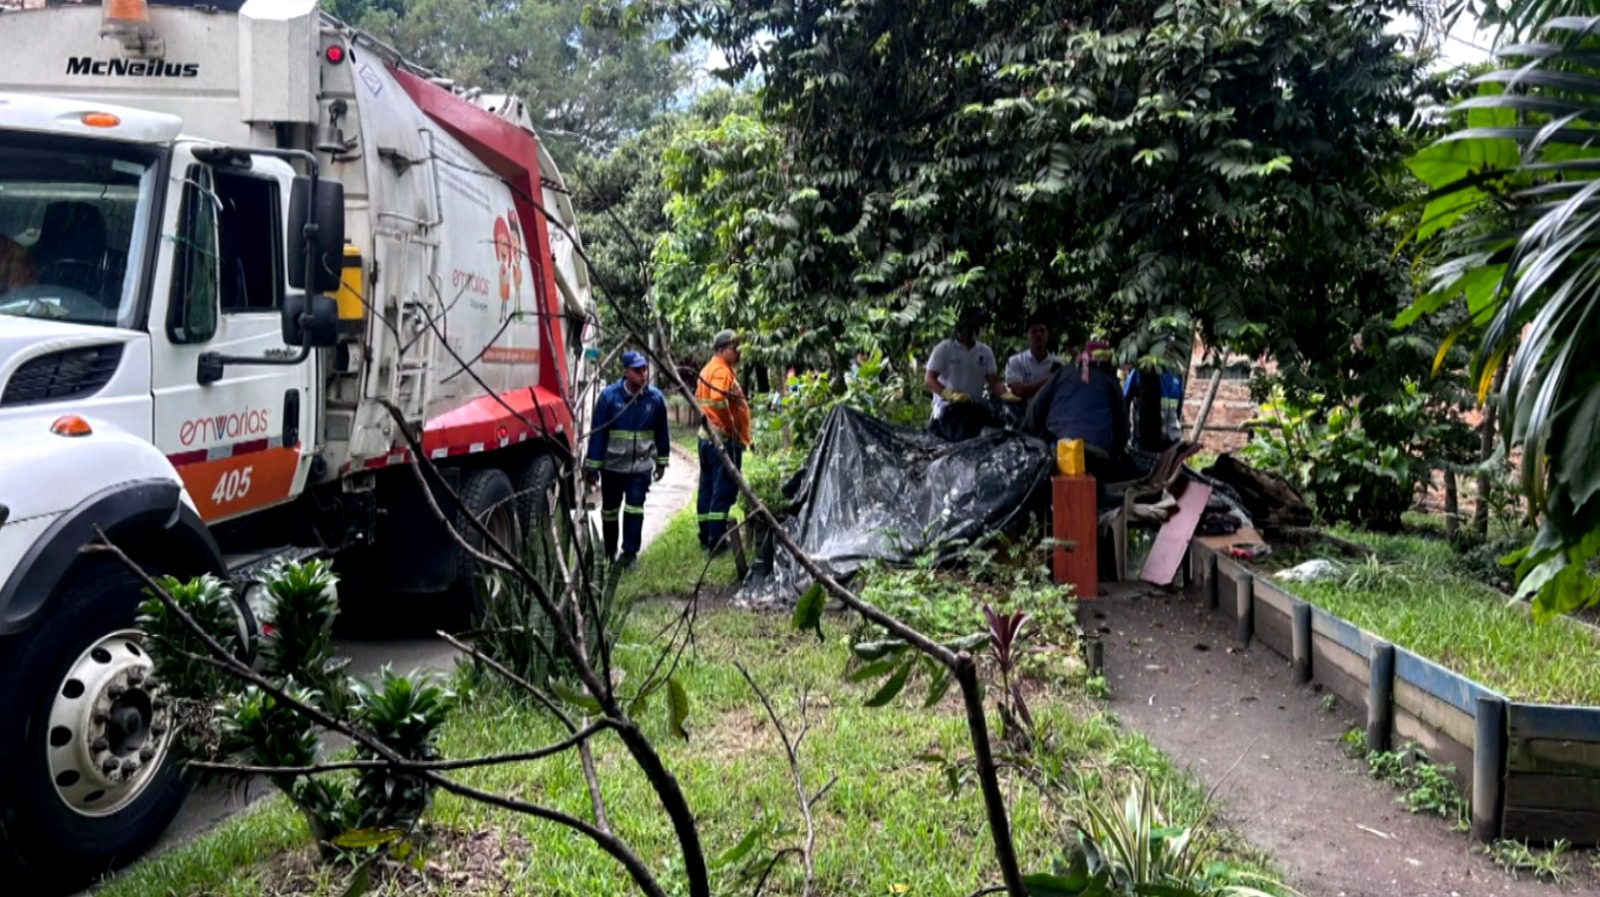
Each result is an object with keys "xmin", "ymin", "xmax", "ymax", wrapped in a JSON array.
[
  {"xmin": 66, "ymin": 57, "xmax": 200, "ymax": 78},
  {"xmin": 179, "ymin": 409, "xmax": 270, "ymax": 446}
]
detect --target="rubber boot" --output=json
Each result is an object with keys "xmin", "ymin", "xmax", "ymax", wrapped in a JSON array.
[{"xmin": 602, "ymin": 518, "xmax": 619, "ymax": 560}]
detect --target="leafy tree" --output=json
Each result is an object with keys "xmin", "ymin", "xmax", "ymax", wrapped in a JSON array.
[
  {"xmin": 648, "ymin": 0, "xmax": 1427, "ymax": 372},
  {"xmin": 570, "ymin": 92, "xmax": 743, "ymax": 352},
  {"xmin": 1401, "ymin": 0, "xmax": 1600, "ymax": 615},
  {"xmin": 344, "ymin": 0, "xmax": 692, "ymax": 165}
]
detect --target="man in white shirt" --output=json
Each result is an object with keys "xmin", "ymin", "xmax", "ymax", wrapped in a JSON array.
[
  {"xmin": 924, "ymin": 312, "xmax": 1018, "ymax": 441},
  {"xmin": 1005, "ymin": 321, "xmax": 1061, "ymax": 400}
]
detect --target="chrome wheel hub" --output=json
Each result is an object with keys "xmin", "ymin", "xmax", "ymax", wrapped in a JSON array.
[{"xmin": 46, "ymin": 630, "xmax": 171, "ymax": 817}]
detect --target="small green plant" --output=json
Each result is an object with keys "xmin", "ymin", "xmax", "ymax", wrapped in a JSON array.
[
  {"xmin": 1319, "ymin": 694, "xmax": 1338, "ymax": 714},
  {"xmin": 349, "ymin": 667, "xmax": 454, "ymax": 830},
  {"xmin": 1025, "ymin": 776, "xmax": 1284, "ymax": 896},
  {"xmin": 1485, "ymin": 838, "xmax": 1572, "ymax": 882},
  {"xmin": 1363, "ymin": 743, "xmax": 1468, "ymax": 828},
  {"xmin": 1085, "ymin": 675, "xmax": 1112, "ymax": 700},
  {"xmin": 1338, "ymin": 726, "xmax": 1365, "ymax": 757},
  {"xmin": 257, "ymin": 559, "xmax": 348, "ymax": 712},
  {"xmin": 137, "ymin": 573, "xmax": 244, "ymax": 715}
]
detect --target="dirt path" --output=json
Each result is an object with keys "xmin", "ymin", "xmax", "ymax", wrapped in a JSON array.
[{"xmin": 1091, "ymin": 589, "xmax": 1597, "ymax": 897}]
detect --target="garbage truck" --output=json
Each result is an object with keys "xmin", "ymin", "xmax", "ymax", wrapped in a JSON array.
[{"xmin": 0, "ymin": 0, "xmax": 599, "ymax": 882}]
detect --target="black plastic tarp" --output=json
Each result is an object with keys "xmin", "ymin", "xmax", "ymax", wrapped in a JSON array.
[{"xmin": 739, "ymin": 406, "xmax": 1052, "ymax": 606}]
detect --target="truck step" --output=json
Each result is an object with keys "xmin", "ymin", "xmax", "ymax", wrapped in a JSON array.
[{"xmin": 224, "ymin": 546, "xmax": 325, "ymax": 580}]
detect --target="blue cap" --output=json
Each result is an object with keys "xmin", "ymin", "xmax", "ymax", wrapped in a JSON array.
[{"xmin": 621, "ymin": 350, "xmax": 648, "ymax": 370}]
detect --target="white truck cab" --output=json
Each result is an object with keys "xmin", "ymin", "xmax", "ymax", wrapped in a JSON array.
[{"xmin": 0, "ymin": 1, "xmax": 597, "ymax": 886}]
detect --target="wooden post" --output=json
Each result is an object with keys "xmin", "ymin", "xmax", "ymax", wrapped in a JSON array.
[
  {"xmin": 1052, "ymin": 475, "xmax": 1099, "ymax": 599},
  {"xmin": 1234, "ymin": 571, "xmax": 1253, "ymax": 646},
  {"xmin": 1291, "ymin": 601, "xmax": 1312, "ymax": 685},
  {"xmin": 1205, "ymin": 552, "xmax": 1218, "ymax": 609},
  {"xmin": 1085, "ymin": 637, "xmax": 1105, "ymax": 677},
  {"xmin": 1188, "ymin": 369, "xmax": 1225, "ymax": 443},
  {"xmin": 1367, "ymin": 642, "xmax": 1396, "ymax": 752},
  {"xmin": 1473, "ymin": 696, "xmax": 1508, "ymax": 843}
]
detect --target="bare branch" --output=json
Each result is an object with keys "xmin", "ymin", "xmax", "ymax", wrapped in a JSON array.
[
  {"xmin": 435, "ymin": 630, "xmax": 580, "ymax": 733},
  {"xmin": 183, "ymin": 719, "xmax": 612, "ymax": 775},
  {"xmin": 750, "ymin": 847, "xmax": 802, "ymax": 897},
  {"xmin": 735, "ymin": 663, "xmax": 819, "ymax": 897},
  {"xmin": 579, "ymin": 727, "xmax": 613, "ymax": 835}
]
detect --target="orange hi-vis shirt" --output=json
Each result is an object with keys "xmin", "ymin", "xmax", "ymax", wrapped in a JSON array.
[{"xmin": 697, "ymin": 355, "xmax": 751, "ymax": 446}]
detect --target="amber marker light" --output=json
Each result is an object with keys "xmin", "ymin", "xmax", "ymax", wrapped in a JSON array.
[{"xmin": 50, "ymin": 415, "xmax": 94, "ymax": 438}]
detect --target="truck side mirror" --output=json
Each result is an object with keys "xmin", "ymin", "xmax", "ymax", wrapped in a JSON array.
[
  {"xmin": 287, "ymin": 177, "xmax": 345, "ymax": 293},
  {"xmin": 282, "ymin": 293, "xmax": 340, "ymax": 348}
]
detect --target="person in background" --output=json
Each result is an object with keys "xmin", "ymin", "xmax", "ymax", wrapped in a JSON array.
[
  {"xmin": 1026, "ymin": 339, "xmax": 1133, "ymax": 484},
  {"xmin": 0, "ymin": 233, "xmax": 38, "ymax": 294},
  {"xmin": 697, "ymin": 329, "xmax": 752, "ymax": 552},
  {"xmin": 924, "ymin": 310, "xmax": 1020, "ymax": 442},
  {"xmin": 585, "ymin": 351, "xmax": 671, "ymax": 567},
  {"xmin": 1005, "ymin": 320, "xmax": 1061, "ymax": 400},
  {"xmin": 1124, "ymin": 365, "xmax": 1185, "ymax": 452}
]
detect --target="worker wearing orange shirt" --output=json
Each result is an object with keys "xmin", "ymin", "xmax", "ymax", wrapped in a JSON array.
[{"xmin": 696, "ymin": 329, "xmax": 752, "ymax": 552}]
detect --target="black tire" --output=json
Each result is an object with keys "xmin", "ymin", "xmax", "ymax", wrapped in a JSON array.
[
  {"xmin": 513, "ymin": 453, "xmax": 561, "ymax": 538},
  {"xmin": 0, "ymin": 560, "xmax": 188, "ymax": 893},
  {"xmin": 447, "ymin": 467, "xmax": 521, "ymax": 626}
]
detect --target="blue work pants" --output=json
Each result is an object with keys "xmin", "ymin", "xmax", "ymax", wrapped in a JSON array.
[{"xmin": 697, "ymin": 438, "xmax": 743, "ymax": 550}]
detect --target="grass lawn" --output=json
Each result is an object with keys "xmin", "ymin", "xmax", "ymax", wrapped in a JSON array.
[
  {"xmin": 613, "ymin": 507, "xmax": 740, "ymax": 604},
  {"xmin": 1264, "ymin": 526, "xmax": 1600, "ymax": 706},
  {"xmin": 100, "ymin": 571, "xmax": 1263, "ymax": 896}
]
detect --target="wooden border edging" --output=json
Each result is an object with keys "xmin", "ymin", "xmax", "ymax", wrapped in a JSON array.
[
  {"xmin": 1367, "ymin": 641, "xmax": 1396, "ymax": 752},
  {"xmin": 1473, "ymin": 695, "xmax": 1508, "ymax": 843},
  {"xmin": 1234, "ymin": 569, "xmax": 1253, "ymax": 646},
  {"xmin": 1177, "ymin": 538, "xmax": 1600, "ymax": 844},
  {"xmin": 1291, "ymin": 601, "xmax": 1312, "ymax": 685}
]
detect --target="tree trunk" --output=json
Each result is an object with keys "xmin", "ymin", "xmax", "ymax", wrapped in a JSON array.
[{"xmin": 1444, "ymin": 469, "xmax": 1459, "ymax": 542}]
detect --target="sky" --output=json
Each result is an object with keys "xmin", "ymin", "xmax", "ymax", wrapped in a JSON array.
[{"xmin": 1390, "ymin": 6, "xmax": 1497, "ymax": 68}]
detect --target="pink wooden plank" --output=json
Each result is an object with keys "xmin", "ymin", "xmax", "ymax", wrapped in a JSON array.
[{"xmin": 1140, "ymin": 480, "xmax": 1213, "ymax": 586}]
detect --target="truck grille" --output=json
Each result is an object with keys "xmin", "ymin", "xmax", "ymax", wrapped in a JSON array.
[{"xmin": 1, "ymin": 344, "xmax": 124, "ymax": 407}]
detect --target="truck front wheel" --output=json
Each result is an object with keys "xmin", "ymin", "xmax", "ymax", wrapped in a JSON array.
[{"xmin": 0, "ymin": 560, "xmax": 187, "ymax": 889}]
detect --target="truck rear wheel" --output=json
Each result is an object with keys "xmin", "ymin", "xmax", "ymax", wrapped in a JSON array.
[
  {"xmin": 514, "ymin": 453, "xmax": 569, "ymax": 541},
  {"xmin": 449, "ymin": 467, "xmax": 521, "ymax": 624},
  {"xmin": 0, "ymin": 560, "xmax": 187, "ymax": 890}
]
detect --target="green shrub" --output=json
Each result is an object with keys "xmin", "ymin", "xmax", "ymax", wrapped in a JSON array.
[
  {"xmin": 1029, "ymin": 776, "xmax": 1284, "ymax": 896},
  {"xmin": 475, "ymin": 519, "xmax": 623, "ymax": 687},
  {"xmin": 1242, "ymin": 383, "xmax": 1439, "ymax": 532},
  {"xmin": 139, "ymin": 561, "xmax": 456, "ymax": 856}
]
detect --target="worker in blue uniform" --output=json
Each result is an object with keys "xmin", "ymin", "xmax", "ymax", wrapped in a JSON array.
[{"xmin": 585, "ymin": 351, "xmax": 671, "ymax": 566}]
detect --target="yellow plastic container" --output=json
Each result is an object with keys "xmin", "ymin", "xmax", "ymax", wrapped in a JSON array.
[{"xmin": 1056, "ymin": 438, "xmax": 1085, "ymax": 476}]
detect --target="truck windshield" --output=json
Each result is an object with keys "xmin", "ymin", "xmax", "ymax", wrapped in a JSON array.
[{"xmin": 0, "ymin": 141, "xmax": 158, "ymax": 329}]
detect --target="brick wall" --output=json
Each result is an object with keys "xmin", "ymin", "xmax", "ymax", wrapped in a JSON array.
[{"xmin": 1179, "ymin": 345, "xmax": 1264, "ymax": 455}]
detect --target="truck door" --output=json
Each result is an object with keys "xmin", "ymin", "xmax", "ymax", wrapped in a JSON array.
[{"xmin": 148, "ymin": 150, "xmax": 317, "ymax": 523}]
